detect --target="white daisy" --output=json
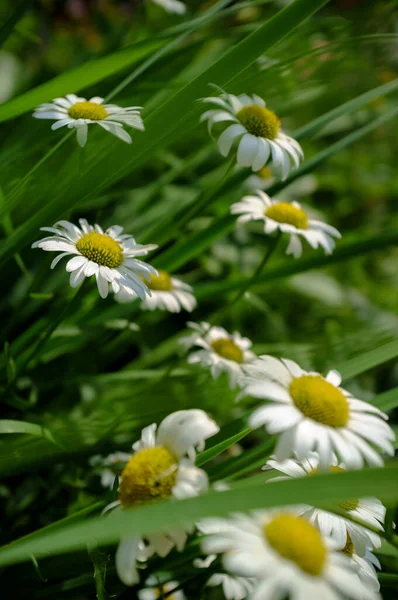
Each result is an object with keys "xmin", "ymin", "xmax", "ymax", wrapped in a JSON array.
[
  {"xmin": 195, "ymin": 519, "xmax": 255, "ymax": 600},
  {"xmin": 115, "ymin": 269, "xmax": 197, "ymax": 313},
  {"xmin": 201, "ymin": 92, "xmax": 303, "ymax": 179},
  {"xmin": 104, "ymin": 409, "xmax": 219, "ymax": 586},
  {"xmin": 138, "ymin": 576, "xmax": 185, "ymax": 600},
  {"xmin": 231, "ymin": 190, "xmax": 341, "ymax": 258},
  {"xmin": 341, "ymin": 537, "xmax": 381, "ymax": 594},
  {"xmin": 240, "ymin": 355, "xmax": 395, "ymax": 469},
  {"xmin": 266, "ymin": 452, "xmax": 385, "ymax": 554},
  {"xmin": 89, "ymin": 452, "xmax": 130, "ymax": 489},
  {"xmin": 202, "ymin": 511, "xmax": 381, "ymax": 600},
  {"xmin": 152, "ymin": 0, "xmax": 186, "ymax": 14},
  {"xmin": 180, "ymin": 322, "xmax": 256, "ymax": 389},
  {"xmin": 32, "ymin": 219, "xmax": 158, "ymax": 300},
  {"xmin": 33, "ymin": 94, "xmax": 144, "ymax": 147}
]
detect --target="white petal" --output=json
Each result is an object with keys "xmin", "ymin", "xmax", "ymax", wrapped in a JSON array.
[
  {"xmin": 76, "ymin": 124, "xmax": 88, "ymax": 147},
  {"xmin": 156, "ymin": 410, "xmax": 219, "ymax": 458},
  {"xmin": 115, "ymin": 537, "xmax": 140, "ymax": 586},
  {"xmin": 218, "ymin": 124, "xmax": 246, "ymax": 156},
  {"xmin": 237, "ymin": 134, "xmax": 259, "ymax": 168}
]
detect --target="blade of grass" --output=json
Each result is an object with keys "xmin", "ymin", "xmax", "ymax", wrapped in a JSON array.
[{"xmin": 0, "ymin": 463, "xmax": 396, "ymax": 567}]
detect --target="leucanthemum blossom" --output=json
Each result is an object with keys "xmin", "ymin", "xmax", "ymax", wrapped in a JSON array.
[
  {"xmin": 202, "ymin": 511, "xmax": 380, "ymax": 600},
  {"xmin": 152, "ymin": 0, "xmax": 186, "ymax": 14},
  {"xmin": 89, "ymin": 452, "xmax": 130, "ymax": 489},
  {"xmin": 115, "ymin": 269, "xmax": 197, "ymax": 313},
  {"xmin": 32, "ymin": 219, "xmax": 158, "ymax": 300},
  {"xmin": 33, "ymin": 94, "xmax": 144, "ymax": 147},
  {"xmin": 138, "ymin": 576, "xmax": 185, "ymax": 600},
  {"xmin": 195, "ymin": 519, "xmax": 255, "ymax": 600},
  {"xmin": 266, "ymin": 452, "xmax": 385, "ymax": 554},
  {"xmin": 231, "ymin": 190, "xmax": 341, "ymax": 258},
  {"xmin": 180, "ymin": 322, "xmax": 256, "ymax": 389},
  {"xmin": 347, "ymin": 544, "xmax": 381, "ymax": 593},
  {"xmin": 104, "ymin": 410, "xmax": 219, "ymax": 586},
  {"xmin": 240, "ymin": 356, "xmax": 395, "ymax": 469},
  {"xmin": 201, "ymin": 92, "xmax": 303, "ymax": 179}
]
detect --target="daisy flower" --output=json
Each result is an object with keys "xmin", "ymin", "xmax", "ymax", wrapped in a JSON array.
[
  {"xmin": 89, "ymin": 452, "xmax": 130, "ymax": 489},
  {"xmin": 104, "ymin": 409, "xmax": 219, "ymax": 586},
  {"xmin": 201, "ymin": 92, "xmax": 303, "ymax": 179},
  {"xmin": 195, "ymin": 519, "xmax": 255, "ymax": 600},
  {"xmin": 266, "ymin": 452, "xmax": 385, "ymax": 554},
  {"xmin": 240, "ymin": 355, "xmax": 395, "ymax": 468},
  {"xmin": 152, "ymin": 0, "xmax": 186, "ymax": 14},
  {"xmin": 33, "ymin": 94, "xmax": 144, "ymax": 147},
  {"xmin": 180, "ymin": 322, "xmax": 256, "ymax": 389},
  {"xmin": 32, "ymin": 219, "xmax": 158, "ymax": 300},
  {"xmin": 341, "ymin": 537, "xmax": 381, "ymax": 593},
  {"xmin": 138, "ymin": 576, "xmax": 185, "ymax": 600},
  {"xmin": 231, "ymin": 190, "xmax": 341, "ymax": 258},
  {"xmin": 115, "ymin": 269, "xmax": 197, "ymax": 313},
  {"xmin": 202, "ymin": 510, "xmax": 380, "ymax": 600}
]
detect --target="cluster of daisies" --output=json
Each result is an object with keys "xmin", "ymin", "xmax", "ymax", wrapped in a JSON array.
[{"xmin": 32, "ymin": 90, "xmax": 395, "ymax": 599}]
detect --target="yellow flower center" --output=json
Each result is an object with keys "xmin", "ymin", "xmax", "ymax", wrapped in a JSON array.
[
  {"xmin": 119, "ymin": 447, "xmax": 177, "ymax": 507},
  {"xmin": 76, "ymin": 232, "xmax": 123, "ymax": 268},
  {"xmin": 309, "ymin": 466, "xmax": 359, "ymax": 510},
  {"xmin": 264, "ymin": 514, "xmax": 327, "ymax": 576},
  {"xmin": 265, "ymin": 202, "xmax": 308, "ymax": 229},
  {"xmin": 289, "ymin": 375, "xmax": 349, "ymax": 427},
  {"xmin": 257, "ymin": 165, "xmax": 273, "ymax": 180},
  {"xmin": 341, "ymin": 533, "xmax": 354, "ymax": 557},
  {"xmin": 236, "ymin": 104, "xmax": 280, "ymax": 139},
  {"xmin": 211, "ymin": 338, "xmax": 244, "ymax": 363},
  {"xmin": 146, "ymin": 270, "xmax": 173, "ymax": 291},
  {"xmin": 68, "ymin": 101, "xmax": 108, "ymax": 121}
]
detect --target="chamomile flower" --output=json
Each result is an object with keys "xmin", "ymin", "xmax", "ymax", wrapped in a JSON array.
[
  {"xmin": 202, "ymin": 511, "xmax": 380, "ymax": 600},
  {"xmin": 231, "ymin": 190, "xmax": 341, "ymax": 258},
  {"xmin": 240, "ymin": 356, "xmax": 395, "ymax": 469},
  {"xmin": 195, "ymin": 519, "xmax": 255, "ymax": 600},
  {"xmin": 90, "ymin": 452, "xmax": 130, "ymax": 489},
  {"xmin": 201, "ymin": 92, "xmax": 303, "ymax": 179},
  {"xmin": 32, "ymin": 219, "xmax": 158, "ymax": 300},
  {"xmin": 266, "ymin": 452, "xmax": 385, "ymax": 554},
  {"xmin": 138, "ymin": 576, "xmax": 185, "ymax": 600},
  {"xmin": 341, "ymin": 537, "xmax": 381, "ymax": 593},
  {"xmin": 33, "ymin": 94, "xmax": 144, "ymax": 147},
  {"xmin": 115, "ymin": 270, "xmax": 197, "ymax": 313},
  {"xmin": 180, "ymin": 322, "xmax": 256, "ymax": 389},
  {"xmin": 104, "ymin": 410, "xmax": 219, "ymax": 586},
  {"xmin": 152, "ymin": 0, "xmax": 186, "ymax": 13}
]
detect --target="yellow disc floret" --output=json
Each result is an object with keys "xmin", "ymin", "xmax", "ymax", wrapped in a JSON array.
[
  {"xmin": 264, "ymin": 514, "xmax": 327, "ymax": 576},
  {"xmin": 76, "ymin": 232, "xmax": 123, "ymax": 268},
  {"xmin": 257, "ymin": 166, "xmax": 273, "ymax": 180},
  {"xmin": 68, "ymin": 101, "xmax": 108, "ymax": 121},
  {"xmin": 211, "ymin": 338, "xmax": 244, "ymax": 363},
  {"xmin": 265, "ymin": 202, "xmax": 308, "ymax": 229},
  {"xmin": 289, "ymin": 375, "xmax": 349, "ymax": 427},
  {"xmin": 147, "ymin": 270, "xmax": 173, "ymax": 291},
  {"xmin": 341, "ymin": 533, "xmax": 355, "ymax": 557},
  {"xmin": 236, "ymin": 105, "xmax": 280, "ymax": 140},
  {"xmin": 119, "ymin": 446, "xmax": 177, "ymax": 507}
]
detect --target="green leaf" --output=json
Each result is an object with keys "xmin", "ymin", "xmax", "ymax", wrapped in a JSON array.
[
  {"xmin": 371, "ymin": 388, "xmax": 398, "ymax": 413},
  {"xmin": 0, "ymin": 463, "xmax": 397, "ymax": 567},
  {"xmin": 336, "ymin": 339, "xmax": 398, "ymax": 380},
  {"xmin": 0, "ymin": 419, "xmax": 56, "ymax": 444},
  {"xmin": 0, "ymin": 0, "xmax": 34, "ymax": 49},
  {"xmin": 0, "ymin": 39, "xmax": 163, "ymax": 123},
  {"xmin": 196, "ymin": 428, "xmax": 251, "ymax": 467},
  {"xmin": 195, "ymin": 228, "xmax": 398, "ymax": 300}
]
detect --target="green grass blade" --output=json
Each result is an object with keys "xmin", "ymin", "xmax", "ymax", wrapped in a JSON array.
[
  {"xmin": 371, "ymin": 388, "xmax": 398, "ymax": 413},
  {"xmin": 0, "ymin": 419, "xmax": 56, "ymax": 444},
  {"xmin": 0, "ymin": 0, "xmax": 33, "ymax": 49},
  {"xmin": 336, "ymin": 339, "xmax": 398, "ymax": 380},
  {"xmin": 0, "ymin": 463, "xmax": 396, "ymax": 567}
]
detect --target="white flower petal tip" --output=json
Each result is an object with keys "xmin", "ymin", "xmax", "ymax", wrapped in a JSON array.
[
  {"xmin": 32, "ymin": 219, "xmax": 157, "ymax": 302},
  {"xmin": 32, "ymin": 94, "xmax": 144, "ymax": 146},
  {"xmin": 116, "ymin": 269, "xmax": 197, "ymax": 312},
  {"xmin": 201, "ymin": 511, "xmax": 382, "ymax": 600},
  {"xmin": 180, "ymin": 321, "xmax": 256, "ymax": 390},
  {"xmin": 231, "ymin": 191, "xmax": 341, "ymax": 258},
  {"xmin": 152, "ymin": 0, "xmax": 186, "ymax": 13},
  {"xmin": 105, "ymin": 409, "xmax": 216, "ymax": 587},
  {"xmin": 201, "ymin": 91, "xmax": 303, "ymax": 179},
  {"xmin": 241, "ymin": 355, "xmax": 394, "ymax": 468}
]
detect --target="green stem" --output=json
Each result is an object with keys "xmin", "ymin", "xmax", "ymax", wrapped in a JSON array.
[{"xmin": 18, "ymin": 280, "xmax": 88, "ymax": 372}]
